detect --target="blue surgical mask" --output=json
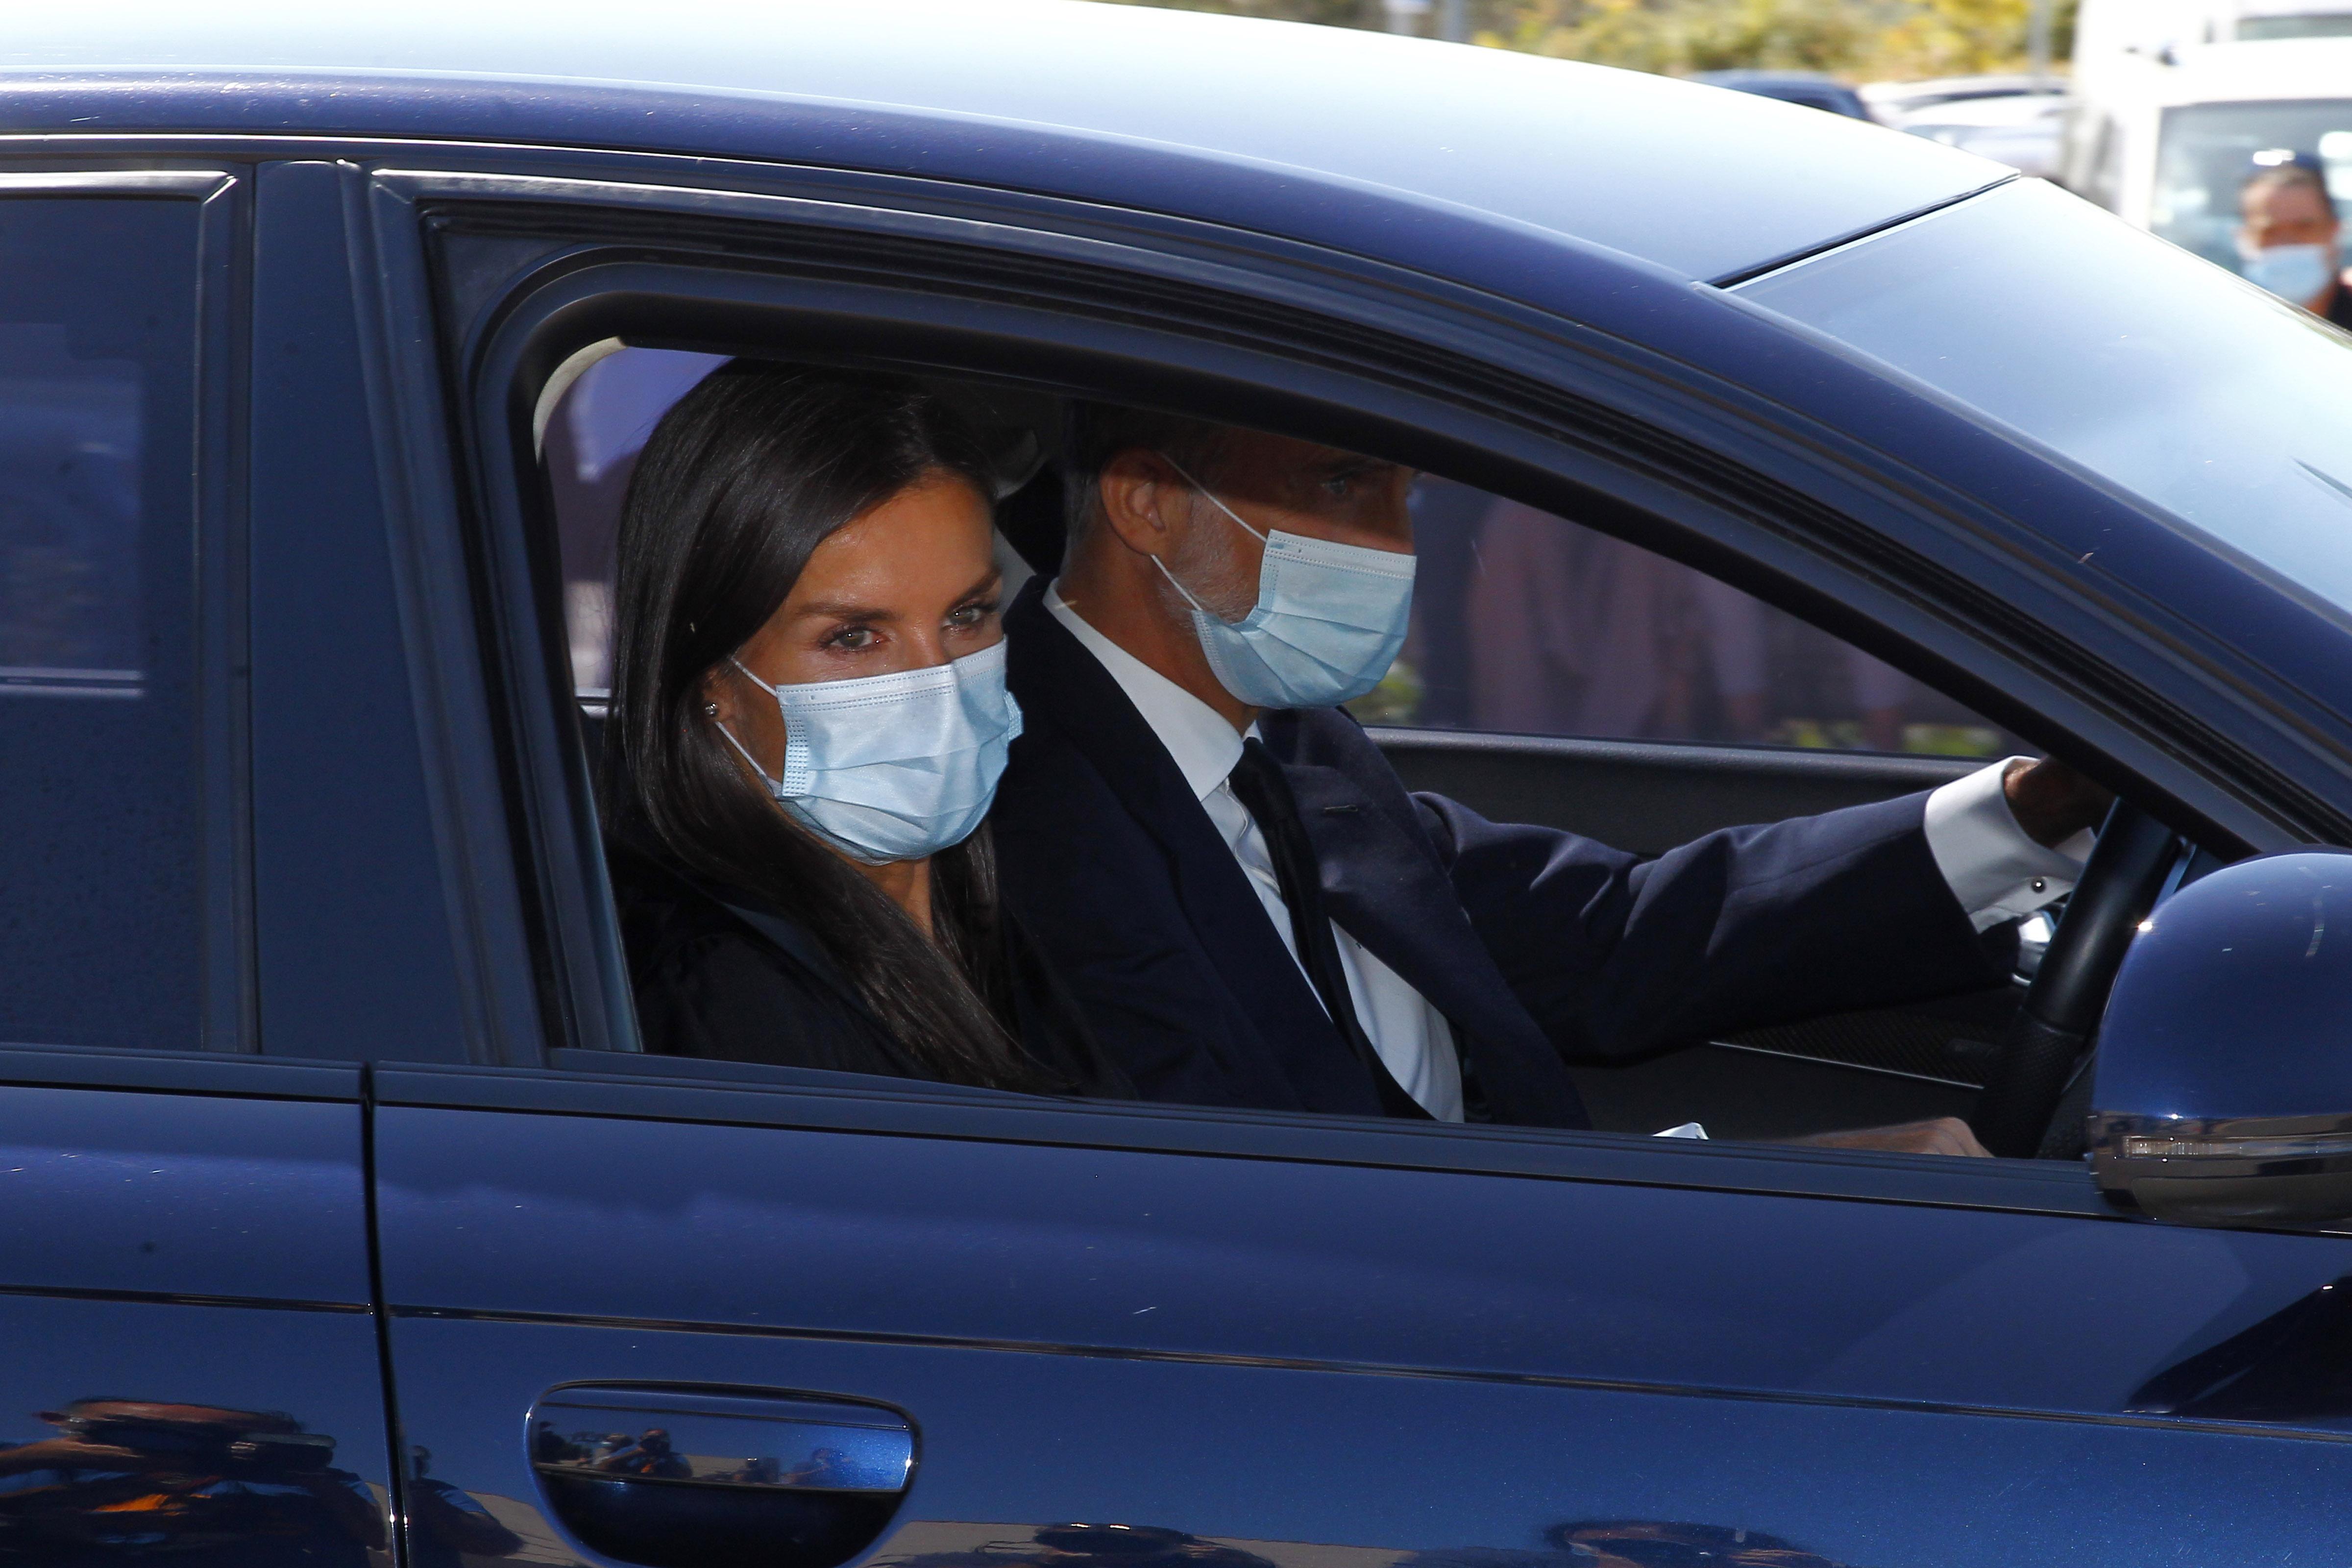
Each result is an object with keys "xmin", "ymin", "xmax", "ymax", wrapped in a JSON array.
[
  {"xmin": 1153, "ymin": 456, "xmax": 1416, "ymax": 710},
  {"xmin": 2241, "ymin": 241, "xmax": 2335, "ymax": 305},
  {"xmin": 715, "ymin": 639, "xmax": 1022, "ymax": 864}
]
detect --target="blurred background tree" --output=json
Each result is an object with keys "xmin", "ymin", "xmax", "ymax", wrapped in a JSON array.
[{"xmin": 1086, "ymin": 0, "xmax": 2078, "ymax": 79}]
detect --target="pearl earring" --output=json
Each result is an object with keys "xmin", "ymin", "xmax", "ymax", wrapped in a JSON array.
[{"xmin": 703, "ymin": 703, "xmax": 720, "ymax": 716}]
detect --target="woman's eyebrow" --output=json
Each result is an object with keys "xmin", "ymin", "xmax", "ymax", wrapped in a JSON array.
[
  {"xmin": 956, "ymin": 567, "xmax": 1005, "ymax": 601},
  {"xmin": 790, "ymin": 599, "xmax": 894, "ymax": 621}
]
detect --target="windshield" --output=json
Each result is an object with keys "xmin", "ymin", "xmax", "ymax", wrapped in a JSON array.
[
  {"xmin": 1736, "ymin": 178, "xmax": 2352, "ymax": 616},
  {"xmin": 2154, "ymin": 98, "xmax": 2352, "ymax": 269}
]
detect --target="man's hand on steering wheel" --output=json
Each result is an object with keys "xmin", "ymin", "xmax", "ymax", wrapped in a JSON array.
[
  {"xmin": 1788, "ymin": 760, "xmax": 2119, "ymax": 1163},
  {"xmin": 2003, "ymin": 758, "xmax": 2112, "ymax": 848}
]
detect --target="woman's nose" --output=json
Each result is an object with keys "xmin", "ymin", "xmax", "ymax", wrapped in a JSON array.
[{"xmin": 900, "ymin": 629, "xmax": 957, "ymax": 672}]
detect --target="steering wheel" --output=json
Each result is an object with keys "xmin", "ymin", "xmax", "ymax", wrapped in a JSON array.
[{"xmin": 1969, "ymin": 799, "xmax": 2183, "ymax": 1159}]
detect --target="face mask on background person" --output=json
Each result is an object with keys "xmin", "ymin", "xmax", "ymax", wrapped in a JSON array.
[
  {"xmin": 2240, "ymin": 240, "xmax": 2335, "ymax": 305},
  {"xmin": 1151, "ymin": 454, "xmax": 1417, "ymax": 710},
  {"xmin": 714, "ymin": 639, "xmax": 1023, "ymax": 864}
]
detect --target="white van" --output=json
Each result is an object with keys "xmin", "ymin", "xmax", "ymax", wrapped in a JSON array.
[
  {"xmin": 2059, "ymin": 37, "xmax": 2352, "ymax": 270},
  {"xmin": 2074, "ymin": 0, "xmax": 2352, "ymax": 72}
]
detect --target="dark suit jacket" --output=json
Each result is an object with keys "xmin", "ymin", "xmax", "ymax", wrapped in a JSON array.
[
  {"xmin": 609, "ymin": 839, "xmax": 1132, "ymax": 1099},
  {"xmin": 989, "ymin": 580, "xmax": 2005, "ymax": 1129}
]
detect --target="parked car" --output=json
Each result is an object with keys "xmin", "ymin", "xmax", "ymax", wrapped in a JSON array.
[
  {"xmin": 1890, "ymin": 89, "xmax": 2070, "ymax": 177},
  {"xmin": 1689, "ymin": 68, "xmax": 1874, "ymax": 120},
  {"xmin": 1859, "ymin": 72, "xmax": 2062, "ymax": 123},
  {"xmin": 8, "ymin": 3, "xmax": 2352, "ymax": 1567},
  {"xmin": 2058, "ymin": 35, "xmax": 2352, "ymax": 267}
]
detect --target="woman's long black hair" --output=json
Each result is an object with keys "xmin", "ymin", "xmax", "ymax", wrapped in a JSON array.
[{"xmin": 601, "ymin": 360, "xmax": 1049, "ymax": 1091}]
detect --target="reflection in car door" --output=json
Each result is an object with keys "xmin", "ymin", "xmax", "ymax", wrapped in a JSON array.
[
  {"xmin": 0, "ymin": 1052, "xmax": 392, "ymax": 1566},
  {"xmin": 375, "ymin": 1062, "xmax": 2352, "ymax": 1568}
]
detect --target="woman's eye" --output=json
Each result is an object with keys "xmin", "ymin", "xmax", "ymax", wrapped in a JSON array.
[
  {"xmin": 829, "ymin": 626, "xmax": 879, "ymax": 651},
  {"xmin": 947, "ymin": 602, "xmax": 994, "ymax": 630}
]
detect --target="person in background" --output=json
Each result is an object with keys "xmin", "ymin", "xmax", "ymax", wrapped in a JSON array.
[{"xmin": 2238, "ymin": 162, "xmax": 2352, "ymax": 329}]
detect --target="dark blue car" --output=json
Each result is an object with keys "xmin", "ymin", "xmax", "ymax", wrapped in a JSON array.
[
  {"xmin": 1688, "ymin": 69, "xmax": 1876, "ymax": 121},
  {"xmin": 7, "ymin": 4, "xmax": 2352, "ymax": 1566}
]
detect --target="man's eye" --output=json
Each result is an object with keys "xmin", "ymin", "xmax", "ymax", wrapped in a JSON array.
[{"xmin": 1321, "ymin": 476, "xmax": 1353, "ymax": 499}]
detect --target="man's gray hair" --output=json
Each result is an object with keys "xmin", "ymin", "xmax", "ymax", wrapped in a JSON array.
[{"xmin": 1060, "ymin": 401, "xmax": 1232, "ymax": 538}]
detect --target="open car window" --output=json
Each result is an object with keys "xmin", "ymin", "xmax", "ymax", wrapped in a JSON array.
[
  {"xmin": 546, "ymin": 348, "xmax": 2016, "ymax": 763},
  {"xmin": 1376, "ymin": 476, "xmax": 2018, "ymax": 757},
  {"xmin": 534, "ymin": 345, "xmax": 2043, "ymax": 1150}
]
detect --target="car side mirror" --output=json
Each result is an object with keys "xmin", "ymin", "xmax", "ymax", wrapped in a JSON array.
[{"xmin": 2090, "ymin": 851, "xmax": 2352, "ymax": 1229}]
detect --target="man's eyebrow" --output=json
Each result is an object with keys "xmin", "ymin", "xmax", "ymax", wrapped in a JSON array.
[{"xmin": 1313, "ymin": 453, "xmax": 1397, "ymax": 478}]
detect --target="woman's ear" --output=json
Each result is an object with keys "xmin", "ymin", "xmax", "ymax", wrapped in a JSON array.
[
  {"xmin": 1095, "ymin": 449, "xmax": 1188, "ymax": 561},
  {"xmin": 698, "ymin": 665, "xmax": 735, "ymax": 727}
]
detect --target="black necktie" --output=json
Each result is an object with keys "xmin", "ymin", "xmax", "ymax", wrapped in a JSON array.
[{"xmin": 1226, "ymin": 738, "xmax": 1431, "ymax": 1121}]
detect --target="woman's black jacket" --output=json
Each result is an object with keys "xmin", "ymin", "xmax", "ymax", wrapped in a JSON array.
[{"xmin": 608, "ymin": 842, "xmax": 1131, "ymax": 1099}]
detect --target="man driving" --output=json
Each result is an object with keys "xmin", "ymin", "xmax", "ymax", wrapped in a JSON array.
[{"xmin": 988, "ymin": 406, "xmax": 2109, "ymax": 1153}]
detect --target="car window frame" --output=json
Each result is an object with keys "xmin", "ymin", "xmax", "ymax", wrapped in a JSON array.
[{"xmin": 345, "ymin": 152, "xmax": 2321, "ymax": 1218}]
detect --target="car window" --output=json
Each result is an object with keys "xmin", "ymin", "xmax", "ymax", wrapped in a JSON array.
[
  {"xmin": 2149, "ymin": 98, "xmax": 2352, "ymax": 267},
  {"xmin": 0, "ymin": 198, "xmax": 205, "ymax": 1050},
  {"xmin": 547, "ymin": 352, "xmax": 2010, "ymax": 760},
  {"xmin": 1738, "ymin": 177, "xmax": 2352, "ymax": 624},
  {"xmin": 546, "ymin": 347, "xmax": 728, "ymax": 697},
  {"xmin": 2237, "ymin": 14, "xmax": 2352, "ymax": 40},
  {"xmin": 1373, "ymin": 475, "xmax": 2016, "ymax": 757},
  {"xmin": 519, "ymin": 338, "xmax": 2028, "ymax": 1153}
]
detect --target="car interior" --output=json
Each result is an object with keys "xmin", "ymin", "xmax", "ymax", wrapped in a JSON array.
[{"xmin": 526, "ymin": 341, "xmax": 2230, "ymax": 1160}]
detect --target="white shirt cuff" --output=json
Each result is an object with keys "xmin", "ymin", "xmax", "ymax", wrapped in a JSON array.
[{"xmin": 1923, "ymin": 759, "xmax": 2095, "ymax": 932}]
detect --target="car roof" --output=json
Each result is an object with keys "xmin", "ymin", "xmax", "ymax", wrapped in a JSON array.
[{"xmin": 0, "ymin": 0, "xmax": 2003, "ymax": 285}]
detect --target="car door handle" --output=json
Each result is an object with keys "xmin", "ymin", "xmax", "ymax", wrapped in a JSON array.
[{"xmin": 528, "ymin": 1386, "xmax": 915, "ymax": 1568}]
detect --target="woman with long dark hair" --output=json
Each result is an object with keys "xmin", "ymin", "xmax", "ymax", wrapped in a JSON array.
[{"xmin": 600, "ymin": 361, "xmax": 1122, "ymax": 1095}]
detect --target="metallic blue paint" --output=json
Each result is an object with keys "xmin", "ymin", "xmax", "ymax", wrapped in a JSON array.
[
  {"xmin": 0, "ymin": 1, "xmax": 1999, "ymax": 284},
  {"xmin": 375, "ymin": 1104, "xmax": 2352, "ymax": 1427},
  {"xmin": 2100, "ymin": 852, "xmax": 2352, "ymax": 1122},
  {"xmin": 0, "ymin": 1082, "xmax": 370, "ymax": 1306},
  {"xmin": 250, "ymin": 160, "xmax": 477, "ymax": 1068},
  {"xmin": 388, "ymin": 1306, "xmax": 2352, "ymax": 1568},
  {"xmin": 0, "ymin": 1299, "xmax": 393, "ymax": 1566},
  {"xmin": 0, "ymin": 1066, "xmax": 388, "ymax": 1561}
]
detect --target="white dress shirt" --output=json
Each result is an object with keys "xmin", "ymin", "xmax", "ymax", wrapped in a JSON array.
[{"xmin": 1045, "ymin": 583, "xmax": 2085, "ymax": 1121}]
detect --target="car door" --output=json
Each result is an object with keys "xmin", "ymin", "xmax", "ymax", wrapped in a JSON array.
[
  {"xmin": 0, "ymin": 165, "xmax": 393, "ymax": 1564},
  {"xmin": 347, "ymin": 156, "xmax": 2352, "ymax": 1568},
  {"xmin": 371, "ymin": 1062, "xmax": 2352, "ymax": 1568}
]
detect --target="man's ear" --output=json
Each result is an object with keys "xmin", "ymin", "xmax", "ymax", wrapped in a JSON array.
[{"xmin": 1095, "ymin": 449, "xmax": 1187, "ymax": 561}]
